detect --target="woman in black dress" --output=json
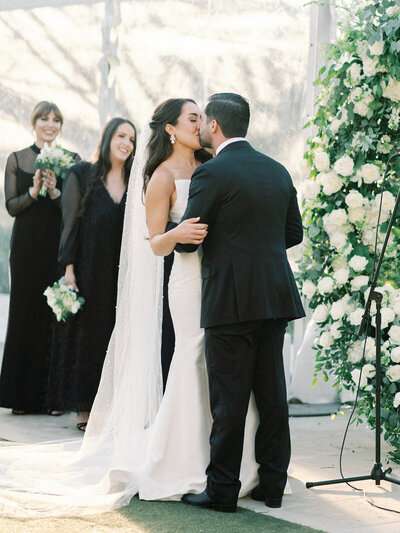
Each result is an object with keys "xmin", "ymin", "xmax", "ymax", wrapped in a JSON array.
[
  {"xmin": 0, "ymin": 101, "xmax": 80, "ymax": 414},
  {"xmin": 48, "ymin": 117, "xmax": 136, "ymax": 430}
]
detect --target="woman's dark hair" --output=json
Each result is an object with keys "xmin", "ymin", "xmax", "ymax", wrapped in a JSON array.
[
  {"xmin": 31, "ymin": 101, "xmax": 63, "ymax": 128},
  {"xmin": 205, "ymin": 93, "xmax": 250, "ymax": 138},
  {"xmin": 143, "ymin": 98, "xmax": 211, "ymax": 192},
  {"xmin": 81, "ymin": 117, "xmax": 136, "ymax": 215}
]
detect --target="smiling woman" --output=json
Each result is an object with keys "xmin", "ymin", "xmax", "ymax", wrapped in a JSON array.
[
  {"xmin": 46, "ymin": 117, "xmax": 136, "ymax": 430},
  {"xmin": 0, "ymin": 101, "xmax": 81, "ymax": 415}
]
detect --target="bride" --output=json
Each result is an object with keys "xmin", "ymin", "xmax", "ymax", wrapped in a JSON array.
[{"xmin": 0, "ymin": 98, "xmax": 262, "ymax": 517}]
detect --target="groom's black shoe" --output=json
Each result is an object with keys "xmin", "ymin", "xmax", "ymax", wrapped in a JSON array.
[
  {"xmin": 181, "ymin": 490, "xmax": 237, "ymax": 513},
  {"xmin": 251, "ymin": 485, "xmax": 282, "ymax": 508}
]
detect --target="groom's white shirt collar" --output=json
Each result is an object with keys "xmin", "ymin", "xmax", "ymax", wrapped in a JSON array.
[{"xmin": 215, "ymin": 137, "xmax": 246, "ymax": 156}]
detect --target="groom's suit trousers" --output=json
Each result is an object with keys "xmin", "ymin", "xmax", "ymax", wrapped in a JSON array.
[{"xmin": 204, "ymin": 317, "xmax": 290, "ymax": 503}]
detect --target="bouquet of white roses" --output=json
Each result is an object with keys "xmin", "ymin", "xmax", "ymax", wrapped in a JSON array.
[
  {"xmin": 44, "ymin": 277, "xmax": 85, "ymax": 322},
  {"xmin": 34, "ymin": 142, "xmax": 74, "ymax": 197}
]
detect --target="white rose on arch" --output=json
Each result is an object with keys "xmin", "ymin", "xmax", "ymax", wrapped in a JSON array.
[
  {"xmin": 351, "ymin": 275, "xmax": 370, "ymax": 291},
  {"xmin": 330, "ymin": 232, "xmax": 348, "ymax": 250},
  {"xmin": 394, "ymin": 392, "xmax": 400, "ymax": 409},
  {"xmin": 301, "ymin": 279, "xmax": 317, "ymax": 299},
  {"xmin": 362, "ymin": 228, "xmax": 377, "ymax": 248},
  {"xmin": 382, "ymin": 77, "xmax": 400, "ymax": 103},
  {"xmin": 333, "ymin": 155, "xmax": 354, "ymax": 177},
  {"xmin": 363, "ymin": 55, "xmax": 385, "ymax": 77},
  {"xmin": 348, "ymin": 207, "xmax": 365, "ymax": 223},
  {"xmin": 387, "ymin": 5, "xmax": 400, "ymax": 17},
  {"xmin": 314, "ymin": 150, "xmax": 330, "ymax": 172},
  {"xmin": 330, "ymin": 320, "xmax": 343, "ymax": 339},
  {"xmin": 332, "ymin": 255, "xmax": 348, "ymax": 272},
  {"xmin": 360, "ymin": 163, "xmax": 381, "ymax": 184},
  {"xmin": 333, "ymin": 268, "xmax": 349, "ymax": 285},
  {"xmin": 313, "ymin": 304, "xmax": 330, "ymax": 323},
  {"xmin": 364, "ymin": 337, "xmax": 376, "ymax": 362},
  {"xmin": 348, "ymin": 308, "xmax": 364, "ymax": 326},
  {"xmin": 345, "ymin": 190, "xmax": 364, "ymax": 209},
  {"xmin": 377, "ymin": 134, "xmax": 392, "ymax": 154},
  {"xmin": 319, "ymin": 331, "xmax": 334, "ymax": 349},
  {"xmin": 348, "ymin": 340, "xmax": 364, "ymax": 363},
  {"xmin": 369, "ymin": 40, "xmax": 384, "ymax": 56},
  {"xmin": 363, "ymin": 363, "xmax": 376, "ymax": 378},
  {"xmin": 320, "ymin": 171, "xmax": 343, "ymax": 195},
  {"xmin": 349, "ymin": 255, "xmax": 368, "ymax": 272},
  {"xmin": 393, "ymin": 299, "xmax": 400, "ymax": 316},
  {"xmin": 389, "ymin": 325, "xmax": 400, "ymax": 345},
  {"xmin": 351, "ymin": 364, "xmax": 376, "ymax": 388},
  {"xmin": 382, "ymin": 306, "xmax": 396, "ymax": 328},
  {"xmin": 386, "ymin": 365, "xmax": 400, "ymax": 383},
  {"xmin": 327, "ymin": 209, "xmax": 348, "ymax": 227},
  {"xmin": 371, "ymin": 307, "xmax": 395, "ymax": 329},
  {"xmin": 329, "ymin": 118, "xmax": 342, "ymax": 134},
  {"xmin": 317, "ymin": 276, "xmax": 335, "ymax": 294},
  {"xmin": 348, "ymin": 62, "xmax": 363, "ymax": 83},
  {"xmin": 302, "ymin": 179, "xmax": 321, "ymax": 200},
  {"xmin": 353, "ymin": 101, "xmax": 369, "ymax": 117},
  {"xmin": 331, "ymin": 295, "xmax": 353, "ymax": 320},
  {"xmin": 376, "ymin": 190, "xmax": 396, "ymax": 213},
  {"xmin": 391, "ymin": 347, "xmax": 400, "ymax": 363}
]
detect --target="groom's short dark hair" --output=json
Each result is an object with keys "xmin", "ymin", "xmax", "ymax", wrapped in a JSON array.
[{"xmin": 205, "ymin": 93, "xmax": 250, "ymax": 138}]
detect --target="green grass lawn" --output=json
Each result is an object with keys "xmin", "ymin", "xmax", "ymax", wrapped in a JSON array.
[{"xmin": 0, "ymin": 497, "xmax": 324, "ymax": 533}]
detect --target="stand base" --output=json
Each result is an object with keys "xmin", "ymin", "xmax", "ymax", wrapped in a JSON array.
[{"xmin": 306, "ymin": 463, "xmax": 400, "ymax": 489}]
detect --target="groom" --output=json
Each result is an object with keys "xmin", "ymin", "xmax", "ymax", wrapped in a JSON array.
[{"xmin": 177, "ymin": 93, "xmax": 305, "ymax": 512}]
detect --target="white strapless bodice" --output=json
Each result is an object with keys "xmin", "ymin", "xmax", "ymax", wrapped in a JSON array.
[{"xmin": 169, "ymin": 179, "xmax": 191, "ymax": 223}]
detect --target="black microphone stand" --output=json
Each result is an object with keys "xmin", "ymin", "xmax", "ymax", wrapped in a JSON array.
[{"xmin": 306, "ymin": 153, "xmax": 400, "ymax": 490}]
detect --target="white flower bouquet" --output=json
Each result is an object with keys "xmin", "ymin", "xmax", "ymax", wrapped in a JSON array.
[
  {"xmin": 34, "ymin": 142, "xmax": 74, "ymax": 197},
  {"xmin": 44, "ymin": 277, "xmax": 85, "ymax": 322}
]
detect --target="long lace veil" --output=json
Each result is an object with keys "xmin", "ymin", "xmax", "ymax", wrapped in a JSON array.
[{"xmin": 0, "ymin": 123, "xmax": 165, "ymax": 516}]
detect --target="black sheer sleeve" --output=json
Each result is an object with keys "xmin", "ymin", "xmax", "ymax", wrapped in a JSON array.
[
  {"xmin": 4, "ymin": 152, "xmax": 35, "ymax": 216},
  {"xmin": 58, "ymin": 169, "xmax": 83, "ymax": 267}
]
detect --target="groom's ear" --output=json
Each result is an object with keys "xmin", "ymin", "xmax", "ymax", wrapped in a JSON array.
[{"xmin": 210, "ymin": 119, "xmax": 218, "ymax": 133}]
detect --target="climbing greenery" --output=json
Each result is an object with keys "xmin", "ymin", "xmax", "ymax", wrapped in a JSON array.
[{"xmin": 297, "ymin": 1, "xmax": 400, "ymax": 461}]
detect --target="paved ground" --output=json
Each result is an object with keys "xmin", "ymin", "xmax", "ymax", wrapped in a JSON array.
[{"xmin": 0, "ymin": 408, "xmax": 399, "ymax": 532}]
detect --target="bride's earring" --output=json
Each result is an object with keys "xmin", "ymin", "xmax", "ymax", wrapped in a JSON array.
[{"xmin": 170, "ymin": 134, "xmax": 176, "ymax": 145}]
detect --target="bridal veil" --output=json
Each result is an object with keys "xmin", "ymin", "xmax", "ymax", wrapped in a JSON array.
[{"xmin": 0, "ymin": 123, "xmax": 165, "ymax": 516}]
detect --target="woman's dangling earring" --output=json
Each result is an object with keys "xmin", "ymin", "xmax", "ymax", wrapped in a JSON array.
[{"xmin": 170, "ymin": 134, "xmax": 176, "ymax": 145}]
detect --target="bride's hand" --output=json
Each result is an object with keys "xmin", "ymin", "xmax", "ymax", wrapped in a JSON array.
[{"xmin": 174, "ymin": 217, "xmax": 208, "ymax": 245}]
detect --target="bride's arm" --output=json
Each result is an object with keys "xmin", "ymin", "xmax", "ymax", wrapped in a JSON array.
[{"xmin": 146, "ymin": 170, "xmax": 208, "ymax": 256}]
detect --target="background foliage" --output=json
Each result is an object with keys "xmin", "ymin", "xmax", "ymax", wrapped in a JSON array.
[{"xmin": 297, "ymin": 0, "xmax": 400, "ymax": 461}]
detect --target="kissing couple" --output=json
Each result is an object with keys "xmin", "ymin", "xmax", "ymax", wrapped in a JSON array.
[{"xmin": 0, "ymin": 93, "xmax": 304, "ymax": 516}]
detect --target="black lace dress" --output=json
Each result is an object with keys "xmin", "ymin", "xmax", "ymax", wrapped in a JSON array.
[
  {"xmin": 0, "ymin": 144, "xmax": 80, "ymax": 412},
  {"xmin": 47, "ymin": 162, "xmax": 126, "ymax": 412}
]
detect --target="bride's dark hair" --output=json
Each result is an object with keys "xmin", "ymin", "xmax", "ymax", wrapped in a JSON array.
[{"xmin": 143, "ymin": 98, "xmax": 211, "ymax": 192}]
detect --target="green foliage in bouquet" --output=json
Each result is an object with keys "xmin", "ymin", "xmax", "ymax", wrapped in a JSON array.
[{"xmin": 297, "ymin": 0, "xmax": 400, "ymax": 461}]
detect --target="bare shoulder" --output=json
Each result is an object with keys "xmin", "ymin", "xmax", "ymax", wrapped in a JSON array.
[{"xmin": 147, "ymin": 163, "xmax": 175, "ymax": 195}]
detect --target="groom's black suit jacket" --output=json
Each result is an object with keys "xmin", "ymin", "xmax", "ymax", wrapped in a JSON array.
[{"xmin": 177, "ymin": 140, "xmax": 305, "ymax": 328}]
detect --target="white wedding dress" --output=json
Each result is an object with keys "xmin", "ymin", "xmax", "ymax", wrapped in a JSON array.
[
  {"xmin": 137, "ymin": 179, "xmax": 259, "ymax": 500},
  {"xmin": 0, "ymin": 178, "xmax": 259, "ymax": 517}
]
